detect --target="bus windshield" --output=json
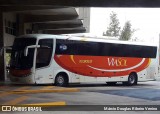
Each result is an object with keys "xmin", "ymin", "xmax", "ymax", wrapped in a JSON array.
[{"xmin": 10, "ymin": 38, "xmax": 36, "ymax": 69}]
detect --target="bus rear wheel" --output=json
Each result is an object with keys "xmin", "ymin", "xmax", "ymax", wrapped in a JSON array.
[
  {"xmin": 125, "ymin": 73, "xmax": 137, "ymax": 86},
  {"xmin": 55, "ymin": 73, "xmax": 68, "ymax": 87}
]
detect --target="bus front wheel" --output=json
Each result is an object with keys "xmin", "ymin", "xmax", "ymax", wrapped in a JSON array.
[{"xmin": 55, "ymin": 73, "xmax": 68, "ymax": 87}]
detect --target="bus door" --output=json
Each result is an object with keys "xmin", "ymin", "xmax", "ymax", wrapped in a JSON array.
[{"xmin": 35, "ymin": 39, "xmax": 54, "ymax": 84}]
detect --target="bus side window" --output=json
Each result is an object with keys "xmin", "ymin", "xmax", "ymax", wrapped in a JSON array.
[{"xmin": 36, "ymin": 39, "xmax": 53, "ymax": 68}]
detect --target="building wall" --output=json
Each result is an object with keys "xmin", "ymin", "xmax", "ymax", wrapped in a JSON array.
[
  {"xmin": 3, "ymin": 12, "xmax": 16, "ymax": 46},
  {"xmin": 3, "ymin": 12, "xmax": 16, "ymax": 80}
]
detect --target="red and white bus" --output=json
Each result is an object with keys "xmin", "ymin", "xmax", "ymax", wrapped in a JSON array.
[{"xmin": 9, "ymin": 34, "xmax": 159, "ymax": 86}]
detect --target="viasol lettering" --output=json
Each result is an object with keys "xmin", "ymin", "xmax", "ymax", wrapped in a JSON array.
[{"xmin": 108, "ymin": 58, "xmax": 127, "ymax": 66}]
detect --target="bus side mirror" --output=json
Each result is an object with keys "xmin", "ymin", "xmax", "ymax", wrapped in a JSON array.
[{"xmin": 24, "ymin": 45, "xmax": 40, "ymax": 56}]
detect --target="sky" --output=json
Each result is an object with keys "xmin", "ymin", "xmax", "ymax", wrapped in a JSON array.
[{"xmin": 90, "ymin": 8, "xmax": 160, "ymax": 44}]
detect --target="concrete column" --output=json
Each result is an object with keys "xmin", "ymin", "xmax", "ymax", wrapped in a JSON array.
[{"xmin": 0, "ymin": 12, "xmax": 5, "ymax": 81}]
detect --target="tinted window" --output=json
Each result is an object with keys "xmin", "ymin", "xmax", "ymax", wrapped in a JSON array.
[
  {"xmin": 55, "ymin": 39, "xmax": 157, "ymax": 58},
  {"xmin": 10, "ymin": 38, "xmax": 36, "ymax": 69},
  {"xmin": 36, "ymin": 39, "xmax": 53, "ymax": 68}
]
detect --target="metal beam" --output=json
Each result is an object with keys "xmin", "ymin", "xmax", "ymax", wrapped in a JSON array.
[
  {"xmin": 0, "ymin": 0, "xmax": 159, "ymax": 7},
  {"xmin": 32, "ymin": 19, "xmax": 83, "ymax": 24},
  {"xmin": 0, "ymin": 6, "xmax": 67, "ymax": 12},
  {"xmin": 43, "ymin": 27, "xmax": 86, "ymax": 34},
  {"xmin": 43, "ymin": 27, "xmax": 85, "ymax": 31},
  {"xmin": 24, "ymin": 14, "xmax": 78, "ymax": 23},
  {"xmin": 33, "ymin": 22, "xmax": 83, "ymax": 30},
  {"xmin": 43, "ymin": 30, "xmax": 86, "ymax": 34},
  {"xmin": 16, "ymin": 7, "xmax": 77, "ymax": 15}
]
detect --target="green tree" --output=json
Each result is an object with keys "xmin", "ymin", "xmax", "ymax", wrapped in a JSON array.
[
  {"xmin": 103, "ymin": 11, "xmax": 121, "ymax": 37},
  {"xmin": 119, "ymin": 21, "xmax": 135, "ymax": 41}
]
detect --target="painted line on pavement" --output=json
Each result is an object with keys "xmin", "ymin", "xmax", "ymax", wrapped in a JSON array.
[
  {"xmin": 3, "ymin": 96, "xmax": 29, "ymax": 105},
  {"xmin": 0, "ymin": 86, "xmax": 31, "ymax": 98},
  {"xmin": 16, "ymin": 86, "xmax": 31, "ymax": 90},
  {"xmin": 21, "ymin": 101, "xmax": 66, "ymax": 107},
  {"xmin": 40, "ymin": 86, "xmax": 55, "ymax": 90},
  {"xmin": 11, "ymin": 88, "xmax": 80, "ymax": 94},
  {"xmin": 0, "ymin": 92, "xmax": 12, "ymax": 97}
]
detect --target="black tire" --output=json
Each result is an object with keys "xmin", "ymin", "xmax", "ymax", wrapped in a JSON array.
[
  {"xmin": 126, "ymin": 73, "xmax": 137, "ymax": 86},
  {"xmin": 55, "ymin": 73, "xmax": 68, "ymax": 87}
]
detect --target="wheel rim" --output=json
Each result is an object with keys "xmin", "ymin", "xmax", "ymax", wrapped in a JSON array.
[
  {"xmin": 129, "ymin": 75, "xmax": 135, "ymax": 84},
  {"xmin": 57, "ymin": 75, "xmax": 64, "ymax": 85}
]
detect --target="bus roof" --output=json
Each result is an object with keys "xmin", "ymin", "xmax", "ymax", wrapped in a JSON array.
[{"xmin": 17, "ymin": 34, "xmax": 156, "ymax": 47}]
